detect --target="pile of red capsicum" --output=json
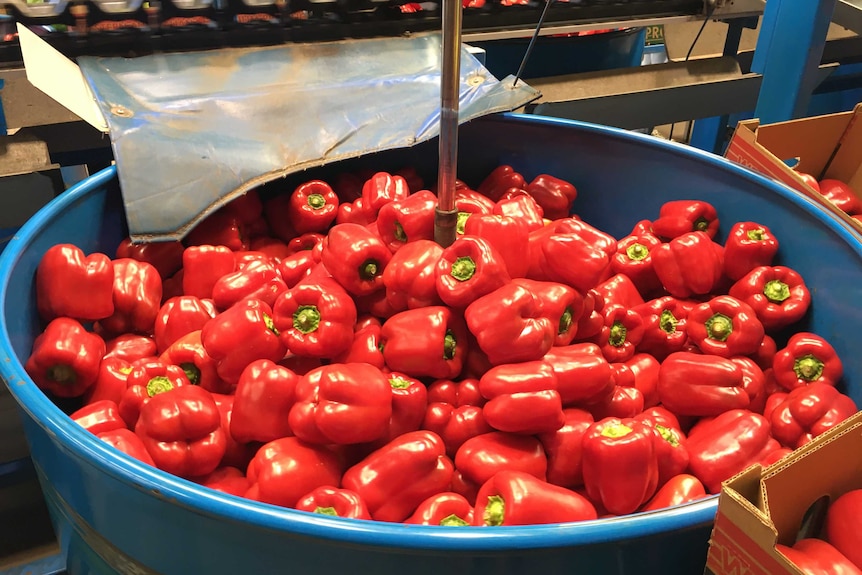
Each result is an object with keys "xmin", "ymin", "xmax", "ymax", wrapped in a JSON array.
[
  {"xmin": 794, "ymin": 170, "xmax": 862, "ymax": 225},
  {"xmin": 24, "ymin": 163, "xmax": 859, "ymax": 527}
]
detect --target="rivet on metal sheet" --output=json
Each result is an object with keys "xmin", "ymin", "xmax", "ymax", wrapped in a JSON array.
[
  {"xmin": 111, "ymin": 105, "xmax": 134, "ymax": 118},
  {"xmin": 466, "ymin": 74, "xmax": 485, "ymax": 87}
]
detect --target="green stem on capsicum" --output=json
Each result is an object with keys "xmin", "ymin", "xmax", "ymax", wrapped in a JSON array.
[
  {"xmin": 307, "ymin": 193, "xmax": 326, "ymax": 210},
  {"xmin": 705, "ymin": 313, "xmax": 732, "ymax": 342},
  {"xmin": 389, "ymin": 376, "xmax": 411, "ymax": 389},
  {"xmin": 146, "ymin": 376, "xmax": 174, "ymax": 397},
  {"xmin": 763, "ymin": 280, "xmax": 790, "ymax": 304},
  {"xmin": 263, "ymin": 312, "xmax": 280, "ymax": 337},
  {"xmin": 456, "ymin": 212, "xmax": 471, "ymax": 235},
  {"xmin": 314, "ymin": 506, "xmax": 338, "ymax": 516},
  {"xmin": 440, "ymin": 514, "xmax": 469, "ymax": 527},
  {"xmin": 600, "ymin": 423, "xmax": 633, "ymax": 438},
  {"xmin": 293, "ymin": 305, "xmax": 321, "ymax": 334},
  {"xmin": 625, "ymin": 243, "xmax": 650, "ymax": 261},
  {"xmin": 694, "ymin": 216, "xmax": 710, "ymax": 232},
  {"xmin": 483, "ymin": 495, "xmax": 505, "ymax": 526},
  {"xmin": 443, "ymin": 330, "xmax": 457, "ymax": 360},
  {"xmin": 47, "ymin": 364, "xmax": 76, "ymax": 384},
  {"xmin": 559, "ymin": 306, "xmax": 574, "ymax": 336},
  {"xmin": 394, "ymin": 222, "xmax": 407, "ymax": 242},
  {"xmin": 655, "ymin": 424, "xmax": 679, "ymax": 447},
  {"xmin": 608, "ymin": 321, "xmax": 628, "ymax": 347},
  {"xmin": 747, "ymin": 228, "xmax": 765, "ymax": 241},
  {"xmin": 794, "ymin": 354, "xmax": 825, "ymax": 382},
  {"xmin": 359, "ymin": 259, "xmax": 380, "ymax": 281},
  {"xmin": 179, "ymin": 362, "xmax": 201, "ymax": 385},
  {"xmin": 450, "ymin": 256, "xmax": 477, "ymax": 282},
  {"xmin": 659, "ymin": 310, "xmax": 678, "ymax": 334}
]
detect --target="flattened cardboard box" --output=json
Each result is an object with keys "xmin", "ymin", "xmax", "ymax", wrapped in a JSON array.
[
  {"xmin": 724, "ymin": 104, "xmax": 862, "ymax": 231},
  {"xmin": 704, "ymin": 410, "xmax": 862, "ymax": 575}
]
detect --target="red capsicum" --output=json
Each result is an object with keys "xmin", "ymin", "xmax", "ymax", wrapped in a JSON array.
[
  {"xmin": 773, "ymin": 332, "xmax": 843, "ymax": 391},
  {"xmin": 611, "ymin": 233, "xmax": 663, "ymax": 295},
  {"xmin": 380, "ymin": 306, "xmax": 467, "ymax": 379},
  {"xmin": 525, "ymin": 174, "xmax": 578, "ymax": 221},
  {"xmin": 97, "ymin": 428, "xmax": 156, "ymax": 466},
  {"xmin": 161, "ymin": 270, "xmax": 184, "ymax": 303},
  {"xmin": 380, "ymin": 372, "xmax": 428, "ymax": 443},
  {"xmin": 98, "ymin": 259, "xmax": 163, "ymax": 336},
  {"xmin": 493, "ymin": 194, "xmax": 545, "ymax": 231},
  {"xmin": 632, "ymin": 296, "xmax": 694, "ymax": 360},
  {"xmin": 753, "ymin": 334, "xmax": 778, "ymax": 371},
  {"xmin": 595, "ymin": 273, "xmax": 645, "ymax": 310},
  {"xmin": 289, "ymin": 363, "xmax": 392, "ymax": 445},
  {"xmin": 612, "ymin": 353, "xmax": 661, "ymax": 408},
  {"xmin": 686, "ymin": 409, "xmax": 780, "ymax": 493},
  {"xmin": 201, "ymin": 298, "xmax": 286, "ymax": 385},
  {"xmin": 277, "ymin": 251, "xmax": 316, "ymax": 288},
  {"xmin": 272, "ymin": 276, "xmax": 357, "ymax": 359},
  {"xmin": 135, "ymin": 384, "xmax": 226, "ymax": 478},
  {"xmin": 650, "ymin": 423, "xmax": 690, "ymax": 486},
  {"xmin": 587, "ymin": 385, "xmax": 645, "ymax": 420},
  {"xmin": 223, "ymin": 190, "xmax": 263, "ymax": 228},
  {"xmin": 119, "ymin": 359, "xmax": 190, "ymax": 427},
  {"xmin": 193, "ymin": 466, "xmax": 250, "ymax": 498},
  {"xmin": 249, "ymin": 237, "xmax": 292, "ymax": 262},
  {"xmin": 84, "ymin": 356, "xmax": 132, "ymax": 406},
  {"xmin": 181, "ymin": 245, "xmax": 236, "ymax": 300},
  {"xmin": 381, "ymin": 240, "xmax": 444, "ymax": 312},
  {"xmin": 729, "ymin": 266, "xmax": 811, "ymax": 332},
  {"xmin": 776, "ymin": 538, "xmax": 862, "ymax": 575},
  {"xmin": 184, "ymin": 210, "xmax": 247, "ymax": 252},
  {"xmin": 454, "ymin": 189, "xmax": 495, "ymax": 236},
  {"xmin": 454, "ymin": 431, "xmax": 547, "ymax": 487},
  {"xmin": 820, "ymin": 179, "xmax": 862, "ymax": 215},
  {"xmin": 153, "ymin": 296, "xmax": 217, "ymax": 354},
  {"xmin": 686, "ymin": 295, "xmax": 765, "ymax": 358},
  {"xmin": 287, "ymin": 180, "xmax": 339, "ymax": 234},
  {"xmin": 581, "ymin": 417, "xmax": 659, "ymax": 515},
  {"xmin": 477, "ymin": 165, "xmax": 527, "ymax": 202},
  {"xmin": 513, "ymin": 279, "xmax": 583, "ymax": 347},
  {"xmin": 593, "ymin": 305, "xmax": 645, "ymax": 363},
  {"xmin": 574, "ymin": 289, "xmax": 605, "ymax": 341},
  {"xmin": 295, "ymin": 487, "xmax": 372, "ymax": 520},
  {"xmin": 321, "ymin": 223, "xmax": 392, "ymax": 296},
  {"xmin": 640, "ymin": 474, "xmax": 707, "ymax": 512},
  {"xmin": 211, "ymin": 260, "xmax": 287, "ymax": 310},
  {"xmin": 636, "ymin": 406, "xmax": 683, "ymax": 432},
  {"xmin": 376, "ymin": 190, "xmax": 437, "ymax": 252},
  {"xmin": 465, "ymin": 282, "xmax": 554, "ymax": 366},
  {"xmin": 361, "ymin": 172, "xmax": 410, "ymax": 220},
  {"xmin": 479, "ymin": 361, "xmax": 565, "ymax": 435},
  {"xmin": 228, "ymin": 359, "xmax": 299, "ymax": 443},
  {"xmin": 463, "ymin": 214, "xmax": 530, "ymax": 278},
  {"xmin": 115, "ymin": 237, "xmax": 184, "ymax": 280},
  {"xmin": 25, "ymin": 318, "xmax": 106, "ymax": 398},
  {"xmin": 104, "ymin": 334, "xmax": 157, "ymax": 363},
  {"xmin": 527, "ymin": 218, "xmax": 616, "ymax": 293},
  {"xmin": 342, "ymin": 430, "xmax": 454, "ymax": 523},
  {"xmin": 70, "ymin": 400, "xmax": 127, "ymax": 435},
  {"xmin": 333, "ymin": 171, "xmax": 367, "ymax": 202},
  {"xmin": 36, "ymin": 244, "xmax": 114, "ymax": 322},
  {"xmin": 263, "ymin": 194, "xmax": 298, "ymax": 243},
  {"xmin": 630, "ymin": 219, "xmax": 654, "ymax": 236},
  {"xmin": 245, "ymin": 436, "xmax": 344, "ymax": 509},
  {"xmin": 285, "ymin": 232, "xmax": 325, "ymax": 255},
  {"xmin": 474, "ymin": 470, "xmax": 597, "ymax": 526},
  {"xmin": 422, "ymin": 378, "xmax": 492, "ymax": 457},
  {"xmin": 210, "ymin": 393, "xmax": 253, "ymax": 470},
  {"xmin": 542, "ymin": 343, "xmax": 615, "ymax": 406},
  {"xmin": 657, "ymin": 352, "xmax": 755, "ymax": 417},
  {"xmin": 651, "ymin": 232, "xmax": 724, "ymax": 298},
  {"xmin": 769, "ymin": 382, "xmax": 858, "ymax": 449},
  {"xmin": 537, "ymin": 408, "xmax": 594, "ymax": 489},
  {"xmin": 723, "ymin": 221, "xmax": 780, "ymax": 281},
  {"xmin": 651, "ymin": 200, "xmax": 719, "ymax": 240},
  {"xmin": 159, "ymin": 330, "xmax": 226, "ymax": 394},
  {"xmin": 332, "ymin": 317, "xmax": 385, "ymax": 369},
  {"xmin": 435, "ymin": 236, "xmax": 511, "ymax": 309},
  {"xmin": 826, "ymin": 490, "xmax": 862, "ymax": 571},
  {"xmin": 405, "ymin": 492, "xmax": 474, "ymax": 526}
]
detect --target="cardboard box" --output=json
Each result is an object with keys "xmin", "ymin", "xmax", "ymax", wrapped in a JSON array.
[
  {"xmin": 724, "ymin": 105, "xmax": 862, "ymax": 230},
  {"xmin": 704, "ymin": 410, "xmax": 862, "ymax": 575}
]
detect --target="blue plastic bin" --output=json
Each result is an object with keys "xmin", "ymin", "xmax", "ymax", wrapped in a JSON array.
[{"xmin": 1, "ymin": 113, "xmax": 861, "ymax": 575}]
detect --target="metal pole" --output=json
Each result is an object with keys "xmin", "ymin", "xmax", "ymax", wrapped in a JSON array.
[{"xmin": 434, "ymin": 0, "xmax": 462, "ymax": 248}]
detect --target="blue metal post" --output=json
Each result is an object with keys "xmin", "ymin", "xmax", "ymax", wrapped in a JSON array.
[{"xmin": 751, "ymin": 0, "xmax": 836, "ymax": 124}]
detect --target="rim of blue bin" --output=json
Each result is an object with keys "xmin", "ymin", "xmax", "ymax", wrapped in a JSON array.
[{"xmin": 1, "ymin": 113, "xmax": 860, "ymax": 552}]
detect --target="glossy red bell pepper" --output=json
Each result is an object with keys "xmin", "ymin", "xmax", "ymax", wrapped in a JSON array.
[
  {"xmin": 640, "ymin": 474, "xmax": 707, "ymax": 511},
  {"xmin": 331, "ymin": 317, "xmax": 385, "ymax": 369},
  {"xmin": 249, "ymin": 237, "xmax": 292, "ymax": 262},
  {"xmin": 104, "ymin": 334, "xmax": 157, "ymax": 363},
  {"xmin": 153, "ymin": 296, "xmax": 217, "ymax": 354},
  {"xmin": 209, "ymin": 393, "xmax": 253, "ymax": 470},
  {"xmin": 769, "ymin": 382, "xmax": 858, "ymax": 449},
  {"xmin": 184, "ymin": 209, "xmax": 247, "ymax": 252},
  {"xmin": 161, "ymin": 270, "xmax": 184, "ymax": 303},
  {"xmin": 277, "ymin": 251, "xmax": 316, "ymax": 288},
  {"xmin": 295, "ymin": 486, "xmax": 372, "ymax": 520},
  {"xmin": 84, "ymin": 356, "xmax": 132, "ymax": 406},
  {"xmin": 581, "ymin": 417, "xmax": 659, "ymax": 515},
  {"xmin": 97, "ymin": 428, "xmax": 156, "ymax": 466},
  {"xmin": 613, "ymin": 353, "xmax": 661, "ymax": 408},
  {"xmin": 159, "ymin": 330, "xmax": 226, "ymax": 393},
  {"xmin": 651, "ymin": 200, "xmax": 719, "ymax": 240},
  {"xmin": 651, "ymin": 231, "xmax": 724, "ymax": 298},
  {"xmin": 211, "ymin": 260, "xmax": 287, "ymax": 310},
  {"xmin": 285, "ymin": 180, "xmax": 339, "ymax": 234},
  {"xmin": 135, "ymin": 385, "xmax": 226, "ymax": 477},
  {"xmin": 454, "ymin": 431, "xmax": 547, "ymax": 487},
  {"xmin": 593, "ymin": 304, "xmax": 645, "ymax": 363},
  {"xmin": 181, "ymin": 245, "xmax": 236, "ymax": 300},
  {"xmin": 587, "ymin": 385, "xmax": 645, "ymax": 420},
  {"xmin": 629, "ymin": 219, "xmax": 654, "ymax": 236},
  {"xmin": 405, "ymin": 492, "xmax": 474, "ymax": 526},
  {"xmin": 380, "ymin": 306, "xmax": 467, "ymax": 379},
  {"xmin": 192, "ymin": 466, "xmax": 249, "ymax": 497},
  {"xmin": 773, "ymin": 332, "xmax": 843, "ymax": 391},
  {"xmin": 25, "ymin": 318, "xmax": 106, "ymax": 398},
  {"xmin": 380, "ymin": 372, "xmax": 428, "ymax": 443},
  {"xmin": 636, "ymin": 405, "xmax": 682, "ymax": 432},
  {"xmin": 537, "ymin": 408, "xmax": 594, "ymax": 488},
  {"xmin": 512, "ymin": 279, "xmax": 583, "ymax": 347},
  {"xmin": 574, "ymin": 289, "xmax": 605, "ymax": 341},
  {"xmin": 332, "ymin": 171, "xmax": 367, "ymax": 202},
  {"xmin": 381, "ymin": 240, "xmax": 444, "ymax": 312},
  {"xmin": 820, "ymin": 179, "xmax": 862, "ymax": 215},
  {"xmin": 284, "ymin": 232, "xmax": 324, "ymax": 255},
  {"xmin": 657, "ymin": 352, "xmax": 754, "ymax": 417},
  {"xmin": 686, "ymin": 295, "xmax": 765, "ymax": 358},
  {"xmin": 454, "ymin": 190, "xmax": 495, "ymax": 235},
  {"xmin": 321, "ymin": 223, "xmax": 392, "ymax": 296},
  {"xmin": 449, "ymin": 469, "xmax": 480, "ymax": 504},
  {"xmin": 752, "ymin": 334, "xmax": 778, "ymax": 372},
  {"xmin": 463, "ymin": 214, "xmax": 530, "ymax": 278},
  {"xmin": 115, "ymin": 238, "xmax": 184, "ymax": 280},
  {"xmin": 734, "ymin": 356, "xmax": 767, "ymax": 414},
  {"xmin": 479, "ymin": 361, "xmax": 564, "ymax": 435},
  {"xmin": 223, "ymin": 190, "xmax": 264, "ymax": 228},
  {"xmin": 527, "ymin": 218, "xmax": 616, "ymax": 293},
  {"xmin": 611, "ymin": 233, "xmax": 663, "ymax": 296},
  {"xmin": 493, "ymin": 195, "xmax": 545, "ymax": 231},
  {"xmin": 825, "ymin": 489, "xmax": 862, "ymax": 571},
  {"xmin": 686, "ymin": 409, "xmax": 780, "ymax": 493},
  {"xmin": 465, "ymin": 282, "xmax": 554, "ymax": 366},
  {"xmin": 542, "ymin": 343, "xmax": 615, "ymax": 406},
  {"xmin": 360, "ymin": 172, "xmax": 410, "ymax": 220},
  {"xmin": 729, "ymin": 266, "xmax": 811, "ymax": 332},
  {"xmin": 435, "ymin": 236, "xmax": 511, "ymax": 309},
  {"xmin": 262, "ymin": 194, "xmax": 297, "ymax": 243},
  {"xmin": 723, "ymin": 222, "xmax": 780, "ymax": 281},
  {"xmin": 71, "ymin": 400, "xmax": 126, "ymax": 435},
  {"xmin": 245, "ymin": 436, "xmax": 344, "ymax": 508},
  {"xmin": 525, "ymin": 174, "xmax": 578, "ymax": 221},
  {"xmin": 595, "ymin": 273, "xmax": 645, "ymax": 310},
  {"xmin": 289, "ymin": 363, "xmax": 392, "ymax": 445},
  {"xmin": 776, "ymin": 538, "xmax": 862, "ymax": 575},
  {"xmin": 633, "ymin": 296, "xmax": 694, "ymax": 360},
  {"xmin": 422, "ymin": 378, "xmax": 492, "ymax": 457},
  {"xmin": 375, "ymin": 190, "xmax": 437, "ymax": 252},
  {"xmin": 272, "ymin": 276, "xmax": 357, "ymax": 359},
  {"xmin": 476, "ymin": 165, "xmax": 526, "ymax": 203},
  {"xmin": 474, "ymin": 470, "xmax": 597, "ymax": 526},
  {"xmin": 36, "ymin": 244, "xmax": 114, "ymax": 322},
  {"xmin": 342, "ymin": 430, "xmax": 454, "ymax": 523},
  {"xmin": 229, "ymin": 359, "xmax": 299, "ymax": 444},
  {"xmin": 119, "ymin": 359, "xmax": 190, "ymax": 427},
  {"xmin": 96, "ymin": 260, "xmax": 162, "ymax": 337},
  {"xmin": 650, "ymin": 423, "xmax": 690, "ymax": 487}
]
